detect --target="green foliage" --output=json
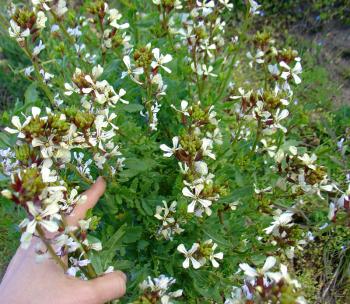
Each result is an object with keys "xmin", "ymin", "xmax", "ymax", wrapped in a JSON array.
[{"xmin": 0, "ymin": 0, "xmax": 349, "ymax": 303}]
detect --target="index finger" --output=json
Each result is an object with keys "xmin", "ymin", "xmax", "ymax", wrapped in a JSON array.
[{"xmin": 66, "ymin": 177, "xmax": 106, "ymax": 226}]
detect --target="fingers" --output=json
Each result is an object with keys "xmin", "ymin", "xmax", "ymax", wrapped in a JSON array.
[
  {"xmin": 66, "ymin": 177, "xmax": 106, "ymax": 226},
  {"xmin": 85, "ymin": 271, "xmax": 127, "ymax": 303}
]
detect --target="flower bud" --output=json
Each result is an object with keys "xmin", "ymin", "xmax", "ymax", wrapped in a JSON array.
[{"xmin": 1, "ymin": 189, "xmax": 13, "ymax": 199}]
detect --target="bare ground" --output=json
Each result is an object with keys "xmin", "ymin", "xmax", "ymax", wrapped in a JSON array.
[{"xmin": 295, "ymin": 21, "xmax": 350, "ymax": 107}]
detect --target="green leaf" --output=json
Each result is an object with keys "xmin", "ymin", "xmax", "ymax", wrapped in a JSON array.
[
  {"xmin": 123, "ymin": 103, "xmax": 144, "ymax": 113},
  {"xmin": 24, "ymin": 83, "xmax": 39, "ymax": 104},
  {"xmin": 100, "ymin": 224, "xmax": 127, "ymax": 265},
  {"xmin": 123, "ymin": 226, "xmax": 143, "ymax": 243},
  {"xmin": 189, "ymin": 270, "xmax": 222, "ymax": 302},
  {"xmin": 119, "ymin": 158, "xmax": 157, "ymax": 178}
]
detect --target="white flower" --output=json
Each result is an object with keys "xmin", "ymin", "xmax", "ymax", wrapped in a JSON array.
[
  {"xmin": 139, "ymin": 275, "xmax": 183, "ymax": 303},
  {"xmin": 155, "ymin": 201, "xmax": 176, "ymax": 225},
  {"xmin": 177, "ymin": 243, "xmax": 201, "ymax": 269},
  {"xmin": 328, "ymin": 203, "xmax": 338, "ymax": 221},
  {"xmin": 54, "ymin": 0, "xmax": 68, "ymax": 17},
  {"xmin": 268, "ymin": 264, "xmax": 301, "ymax": 288},
  {"xmin": 219, "ymin": 0, "xmax": 233, "ymax": 10},
  {"xmin": 51, "ymin": 24, "xmax": 59, "ymax": 32},
  {"xmin": 254, "ymin": 184, "xmax": 272, "ymax": 194},
  {"xmin": 121, "ymin": 55, "xmax": 144, "ymax": 84},
  {"xmin": 191, "ymin": 63, "xmax": 217, "ymax": 77},
  {"xmin": 32, "ymin": 0, "xmax": 52, "ymax": 11},
  {"xmin": 171, "ymin": 100, "xmax": 190, "ymax": 116},
  {"xmin": 41, "ymin": 159, "xmax": 58, "ymax": 183},
  {"xmin": 67, "ymin": 258, "xmax": 90, "ymax": 277},
  {"xmin": 202, "ymin": 64, "xmax": 217, "ymax": 77},
  {"xmin": 67, "ymin": 26, "xmax": 82, "ymax": 37},
  {"xmin": 261, "ymin": 139, "xmax": 277, "ymax": 157},
  {"xmin": 208, "ymin": 242, "xmax": 224, "ymax": 268},
  {"xmin": 200, "ymin": 41, "xmax": 216, "ymax": 57},
  {"xmin": 247, "ymin": 50, "xmax": 264, "ymax": 67},
  {"xmin": 160, "ymin": 136, "xmax": 180, "ymax": 157},
  {"xmin": 8, "ymin": 20, "xmax": 30, "ymax": 42},
  {"xmin": 151, "ymin": 48, "xmax": 173, "ymax": 73},
  {"xmin": 249, "ymin": 0, "xmax": 261, "ymax": 15},
  {"xmin": 201, "ymin": 138, "xmax": 216, "ymax": 159},
  {"xmin": 194, "ymin": 161, "xmax": 208, "ymax": 176},
  {"xmin": 230, "ymin": 87, "xmax": 253, "ymax": 101},
  {"xmin": 109, "ymin": 10, "xmax": 129, "ymax": 29},
  {"xmin": 36, "ymin": 11, "xmax": 47, "ymax": 29},
  {"xmin": 272, "ymin": 108, "xmax": 289, "ymax": 133},
  {"xmin": 239, "ymin": 256, "xmax": 276, "ymax": 279},
  {"xmin": 33, "ymin": 40, "xmax": 45, "ymax": 57},
  {"xmin": 298, "ymin": 153, "xmax": 317, "ymax": 170},
  {"xmin": 111, "ymin": 88, "xmax": 128, "ymax": 105},
  {"xmin": 224, "ymin": 286, "xmax": 244, "ymax": 304},
  {"xmin": 4, "ymin": 112, "xmax": 34, "ymax": 138},
  {"xmin": 1, "ymin": 189, "xmax": 12, "ymax": 199},
  {"xmin": 24, "ymin": 66, "xmax": 34, "ymax": 76},
  {"xmin": 268, "ymin": 64, "xmax": 280, "ymax": 76},
  {"xmin": 19, "ymin": 201, "xmax": 60, "ymax": 248},
  {"xmin": 82, "ymin": 239, "xmax": 102, "ymax": 251},
  {"xmin": 280, "ymin": 61, "xmax": 302, "ymax": 85},
  {"xmin": 206, "ymin": 128, "xmax": 223, "ymax": 145},
  {"xmin": 182, "ymin": 184, "xmax": 212, "ymax": 213},
  {"xmin": 264, "ymin": 211, "xmax": 294, "ymax": 237},
  {"xmin": 196, "ymin": 0, "xmax": 215, "ymax": 16}
]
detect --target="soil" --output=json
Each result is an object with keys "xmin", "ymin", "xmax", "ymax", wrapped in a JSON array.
[{"xmin": 294, "ymin": 21, "xmax": 350, "ymax": 107}]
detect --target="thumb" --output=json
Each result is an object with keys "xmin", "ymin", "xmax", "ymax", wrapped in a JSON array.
[{"xmin": 86, "ymin": 271, "xmax": 127, "ymax": 303}]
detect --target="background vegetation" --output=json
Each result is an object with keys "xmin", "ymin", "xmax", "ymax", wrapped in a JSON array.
[{"xmin": 0, "ymin": 1, "xmax": 350, "ymax": 303}]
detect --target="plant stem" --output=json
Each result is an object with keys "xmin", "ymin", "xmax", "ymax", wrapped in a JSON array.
[
  {"xmin": 67, "ymin": 163, "xmax": 93, "ymax": 185},
  {"xmin": 60, "ymin": 215, "xmax": 97, "ymax": 279},
  {"xmin": 22, "ymin": 44, "xmax": 55, "ymax": 106},
  {"xmin": 49, "ymin": 10, "xmax": 75, "ymax": 45},
  {"xmin": 36, "ymin": 225, "xmax": 68, "ymax": 271},
  {"xmin": 250, "ymin": 119, "xmax": 262, "ymax": 155}
]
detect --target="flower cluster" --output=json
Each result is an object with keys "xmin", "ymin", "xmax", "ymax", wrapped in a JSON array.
[
  {"xmin": 3, "ymin": 1, "xmax": 127, "ymax": 275},
  {"xmin": 87, "ymin": 2, "xmax": 130, "ymax": 53},
  {"xmin": 274, "ymin": 150, "xmax": 334, "ymax": 199},
  {"xmin": 161, "ymin": 101, "xmax": 224, "ymax": 217},
  {"xmin": 154, "ymin": 200, "xmax": 184, "ymax": 240},
  {"xmin": 122, "ymin": 45, "xmax": 172, "ymax": 130},
  {"xmin": 170, "ymin": 0, "xmax": 233, "ymax": 96},
  {"xmin": 224, "ymin": 257, "xmax": 306, "ymax": 303},
  {"xmin": 1, "ymin": 105, "xmax": 120, "ymax": 263},
  {"xmin": 135, "ymin": 274, "xmax": 183, "ymax": 304},
  {"xmin": 329, "ymin": 183, "xmax": 350, "ymax": 222}
]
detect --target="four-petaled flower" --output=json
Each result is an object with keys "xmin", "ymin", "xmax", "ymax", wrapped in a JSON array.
[
  {"xmin": 182, "ymin": 184, "xmax": 212, "ymax": 213},
  {"xmin": 280, "ymin": 61, "xmax": 302, "ymax": 85},
  {"xmin": 151, "ymin": 48, "xmax": 173, "ymax": 73},
  {"xmin": 8, "ymin": 20, "xmax": 30, "ymax": 42},
  {"xmin": 160, "ymin": 136, "xmax": 180, "ymax": 157},
  {"xmin": 177, "ymin": 243, "xmax": 201, "ymax": 269}
]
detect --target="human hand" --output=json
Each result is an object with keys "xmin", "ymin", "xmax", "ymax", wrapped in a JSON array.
[{"xmin": 0, "ymin": 177, "xmax": 126, "ymax": 304}]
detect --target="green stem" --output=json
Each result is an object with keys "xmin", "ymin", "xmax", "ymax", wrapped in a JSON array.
[
  {"xmin": 61, "ymin": 215, "xmax": 97, "ymax": 279},
  {"xmin": 192, "ymin": 44, "xmax": 202, "ymax": 101},
  {"xmin": 250, "ymin": 119, "xmax": 262, "ymax": 155},
  {"xmin": 22, "ymin": 44, "xmax": 55, "ymax": 106},
  {"xmin": 49, "ymin": 10, "xmax": 75, "ymax": 45},
  {"xmin": 214, "ymin": 11, "xmax": 251, "ymax": 103},
  {"xmin": 36, "ymin": 225, "xmax": 68, "ymax": 271},
  {"xmin": 67, "ymin": 163, "xmax": 93, "ymax": 185}
]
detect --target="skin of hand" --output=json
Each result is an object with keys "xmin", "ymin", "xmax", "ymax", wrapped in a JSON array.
[{"xmin": 0, "ymin": 177, "xmax": 126, "ymax": 304}]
